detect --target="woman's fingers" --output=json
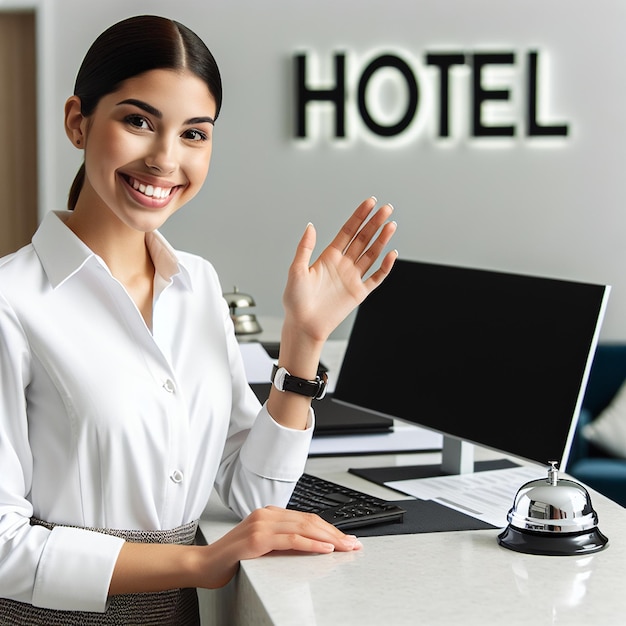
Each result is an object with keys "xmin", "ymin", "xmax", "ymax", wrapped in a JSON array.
[
  {"xmin": 264, "ymin": 532, "xmax": 361, "ymax": 555},
  {"xmin": 345, "ymin": 203, "xmax": 395, "ymax": 262},
  {"xmin": 236, "ymin": 507, "xmax": 363, "ymax": 559},
  {"xmin": 361, "ymin": 247, "xmax": 399, "ymax": 293},
  {"xmin": 327, "ymin": 197, "xmax": 394, "ymax": 260},
  {"xmin": 262, "ymin": 506, "xmax": 361, "ymax": 549},
  {"xmin": 266, "ymin": 507, "xmax": 362, "ymax": 552},
  {"xmin": 291, "ymin": 222, "xmax": 317, "ymax": 270},
  {"xmin": 354, "ymin": 218, "xmax": 397, "ymax": 271},
  {"xmin": 276, "ymin": 531, "xmax": 362, "ymax": 554}
]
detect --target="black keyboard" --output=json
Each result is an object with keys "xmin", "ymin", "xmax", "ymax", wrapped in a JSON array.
[{"xmin": 287, "ymin": 473, "xmax": 405, "ymax": 530}]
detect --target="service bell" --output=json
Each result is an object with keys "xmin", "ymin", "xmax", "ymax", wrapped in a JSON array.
[
  {"xmin": 223, "ymin": 286, "xmax": 263, "ymax": 335},
  {"xmin": 497, "ymin": 461, "xmax": 608, "ymax": 556}
]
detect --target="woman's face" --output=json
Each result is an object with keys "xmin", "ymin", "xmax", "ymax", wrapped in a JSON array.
[{"xmin": 74, "ymin": 68, "xmax": 217, "ymax": 233}]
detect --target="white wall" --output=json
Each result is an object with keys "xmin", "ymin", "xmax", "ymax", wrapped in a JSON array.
[{"xmin": 37, "ymin": 0, "xmax": 626, "ymax": 339}]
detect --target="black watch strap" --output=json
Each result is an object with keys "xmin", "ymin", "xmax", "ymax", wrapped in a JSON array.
[{"xmin": 271, "ymin": 364, "xmax": 328, "ymax": 400}]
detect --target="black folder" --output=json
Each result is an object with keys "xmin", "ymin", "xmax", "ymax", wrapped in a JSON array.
[{"xmin": 250, "ymin": 383, "xmax": 394, "ymax": 436}]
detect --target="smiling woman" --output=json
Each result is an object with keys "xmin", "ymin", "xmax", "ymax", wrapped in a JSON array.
[
  {"xmin": 0, "ymin": 14, "xmax": 397, "ymax": 625},
  {"xmin": 63, "ymin": 68, "xmax": 217, "ymax": 243},
  {"xmin": 65, "ymin": 16, "xmax": 222, "ymax": 214}
]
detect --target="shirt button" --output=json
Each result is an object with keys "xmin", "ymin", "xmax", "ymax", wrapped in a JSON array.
[
  {"xmin": 170, "ymin": 470, "xmax": 184, "ymax": 483},
  {"xmin": 163, "ymin": 379, "xmax": 176, "ymax": 393}
]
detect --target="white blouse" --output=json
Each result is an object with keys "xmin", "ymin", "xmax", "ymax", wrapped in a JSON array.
[{"xmin": 0, "ymin": 211, "xmax": 313, "ymax": 612}]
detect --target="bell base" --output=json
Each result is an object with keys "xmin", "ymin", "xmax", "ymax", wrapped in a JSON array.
[
  {"xmin": 232, "ymin": 313, "xmax": 263, "ymax": 335},
  {"xmin": 498, "ymin": 524, "xmax": 608, "ymax": 556}
]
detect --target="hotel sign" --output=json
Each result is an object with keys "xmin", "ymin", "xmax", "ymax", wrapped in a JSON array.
[{"xmin": 294, "ymin": 50, "xmax": 569, "ymax": 143}]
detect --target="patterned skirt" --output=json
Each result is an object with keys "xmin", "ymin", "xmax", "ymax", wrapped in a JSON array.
[{"xmin": 0, "ymin": 518, "xmax": 201, "ymax": 626}]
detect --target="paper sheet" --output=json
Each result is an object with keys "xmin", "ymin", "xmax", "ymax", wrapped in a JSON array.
[
  {"xmin": 386, "ymin": 465, "xmax": 546, "ymax": 528},
  {"xmin": 239, "ymin": 342, "xmax": 275, "ymax": 383},
  {"xmin": 309, "ymin": 425, "xmax": 442, "ymax": 456}
]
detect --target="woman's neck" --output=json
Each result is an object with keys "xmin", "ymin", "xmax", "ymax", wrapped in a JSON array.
[{"xmin": 64, "ymin": 202, "xmax": 156, "ymax": 328}]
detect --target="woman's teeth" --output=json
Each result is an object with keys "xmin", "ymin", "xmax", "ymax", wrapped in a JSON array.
[{"xmin": 130, "ymin": 178, "xmax": 172, "ymax": 199}]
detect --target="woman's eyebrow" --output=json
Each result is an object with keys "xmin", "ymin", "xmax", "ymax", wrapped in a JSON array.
[
  {"xmin": 187, "ymin": 116, "xmax": 215, "ymax": 126},
  {"xmin": 116, "ymin": 99, "xmax": 215, "ymax": 125},
  {"xmin": 117, "ymin": 98, "xmax": 161, "ymax": 118}
]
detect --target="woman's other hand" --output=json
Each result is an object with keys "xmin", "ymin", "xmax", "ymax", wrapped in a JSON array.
[{"xmin": 199, "ymin": 506, "xmax": 363, "ymax": 588}]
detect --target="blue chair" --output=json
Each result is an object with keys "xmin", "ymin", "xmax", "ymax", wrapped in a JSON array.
[{"xmin": 566, "ymin": 343, "xmax": 626, "ymax": 507}]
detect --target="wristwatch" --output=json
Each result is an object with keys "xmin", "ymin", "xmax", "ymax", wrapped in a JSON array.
[{"xmin": 271, "ymin": 364, "xmax": 328, "ymax": 400}]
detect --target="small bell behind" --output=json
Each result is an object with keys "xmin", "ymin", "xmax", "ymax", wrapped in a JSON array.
[
  {"xmin": 498, "ymin": 461, "xmax": 608, "ymax": 556},
  {"xmin": 223, "ymin": 286, "xmax": 263, "ymax": 335}
]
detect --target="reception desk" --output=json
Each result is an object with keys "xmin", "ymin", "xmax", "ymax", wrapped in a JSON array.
[
  {"xmin": 197, "ymin": 449, "xmax": 626, "ymax": 625},
  {"xmin": 197, "ymin": 332, "xmax": 626, "ymax": 624}
]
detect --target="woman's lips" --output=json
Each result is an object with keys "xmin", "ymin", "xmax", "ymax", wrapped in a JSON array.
[
  {"xmin": 121, "ymin": 174, "xmax": 180, "ymax": 207},
  {"xmin": 127, "ymin": 175, "xmax": 174, "ymax": 199}
]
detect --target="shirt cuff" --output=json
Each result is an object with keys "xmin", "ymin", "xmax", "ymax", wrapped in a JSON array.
[
  {"xmin": 32, "ymin": 526, "xmax": 125, "ymax": 612},
  {"xmin": 240, "ymin": 403, "xmax": 314, "ymax": 481}
]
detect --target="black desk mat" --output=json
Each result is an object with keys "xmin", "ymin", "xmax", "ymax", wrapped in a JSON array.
[
  {"xmin": 353, "ymin": 498, "xmax": 498, "ymax": 537},
  {"xmin": 349, "ymin": 458, "xmax": 517, "ymax": 486},
  {"xmin": 348, "ymin": 459, "xmax": 518, "ymax": 536}
]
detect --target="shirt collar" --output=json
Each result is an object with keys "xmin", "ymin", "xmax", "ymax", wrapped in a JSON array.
[
  {"xmin": 32, "ymin": 210, "xmax": 192, "ymax": 291},
  {"xmin": 146, "ymin": 229, "xmax": 192, "ymax": 290}
]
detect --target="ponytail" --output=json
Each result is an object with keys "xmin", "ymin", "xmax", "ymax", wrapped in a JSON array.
[{"xmin": 67, "ymin": 163, "xmax": 85, "ymax": 210}]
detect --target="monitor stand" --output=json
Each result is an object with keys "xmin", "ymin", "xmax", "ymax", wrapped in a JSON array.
[
  {"xmin": 441, "ymin": 437, "xmax": 475, "ymax": 475},
  {"xmin": 348, "ymin": 436, "xmax": 518, "ymax": 485}
]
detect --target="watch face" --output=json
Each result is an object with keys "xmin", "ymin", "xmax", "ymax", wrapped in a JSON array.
[{"xmin": 272, "ymin": 366, "xmax": 288, "ymax": 391}]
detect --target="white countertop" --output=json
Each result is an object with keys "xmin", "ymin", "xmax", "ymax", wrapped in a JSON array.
[
  {"xmin": 198, "ymin": 450, "xmax": 626, "ymax": 626},
  {"xmin": 198, "ymin": 331, "xmax": 626, "ymax": 625}
]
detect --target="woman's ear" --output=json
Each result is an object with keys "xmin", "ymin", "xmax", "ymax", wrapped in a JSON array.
[{"xmin": 64, "ymin": 96, "xmax": 85, "ymax": 148}]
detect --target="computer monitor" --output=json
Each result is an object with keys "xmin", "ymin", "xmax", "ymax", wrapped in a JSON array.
[{"xmin": 332, "ymin": 258, "xmax": 610, "ymax": 477}]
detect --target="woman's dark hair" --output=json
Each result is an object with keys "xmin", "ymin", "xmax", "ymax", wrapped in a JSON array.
[{"xmin": 68, "ymin": 15, "xmax": 222, "ymax": 209}]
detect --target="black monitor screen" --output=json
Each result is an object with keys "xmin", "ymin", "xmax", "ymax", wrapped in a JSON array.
[{"xmin": 333, "ymin": 259, "xmax": 610, "ymax": 471}]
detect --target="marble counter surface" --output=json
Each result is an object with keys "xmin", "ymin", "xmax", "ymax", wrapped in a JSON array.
[{"xmin": 199, "ymin": 451, "xmax": 626, "ymax": 626}]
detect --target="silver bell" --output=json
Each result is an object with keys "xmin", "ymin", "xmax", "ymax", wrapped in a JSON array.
[
  {"xmin": 498, "ymin": 461, "xmax": 608, "ymax": 555},
  {"xmin": 223, "ymin": 286, "xmax": 262, "ymax": 335}
]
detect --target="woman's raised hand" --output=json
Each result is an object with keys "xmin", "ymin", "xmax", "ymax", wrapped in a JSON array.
[{"xmin": 282, "ymin": 196, "xmax": 397, "ymax": 344}]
